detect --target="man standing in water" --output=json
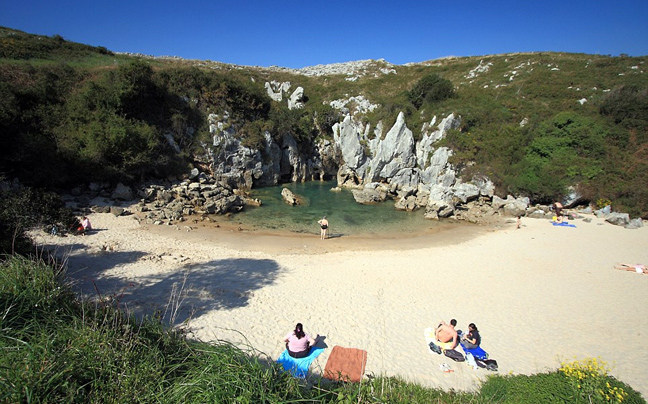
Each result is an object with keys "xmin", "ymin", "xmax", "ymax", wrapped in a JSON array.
[{"xmin": 318, "ymin": 216, "xmax": 329, "ymax": 239}]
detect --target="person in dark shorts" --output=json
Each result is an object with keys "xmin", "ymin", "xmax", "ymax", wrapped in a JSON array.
[{"xmin": 318, "ymin": 216, "xmax": 329, "ymax": 239}]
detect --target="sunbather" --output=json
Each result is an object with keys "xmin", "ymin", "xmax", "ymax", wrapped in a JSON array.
[
  {"xmin": 435, "ymin": 319, "xmax": 458, "ymax": 349},
  {"xmin": 283, "ymin": 323, "xmax": 316, "ymax": 358},
  {"xmin": 615, "ymin": 263, "xmax": 647, "ymax": 274}
]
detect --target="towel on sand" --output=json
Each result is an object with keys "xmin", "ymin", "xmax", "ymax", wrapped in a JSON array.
[
  {"xmin": 552, "ymin": 222, "xmax": 576, "ymax": 227},
  {"xmin": 460, "ymin": 343, "xmax": 489, "ymax": 360},
  {"xmin": 323, "ymin": 346, "xmax": 368, "ymax": 383},
  {"xmin": 276, "ymin": 347, "xmax": 324, "ymax": 379}
]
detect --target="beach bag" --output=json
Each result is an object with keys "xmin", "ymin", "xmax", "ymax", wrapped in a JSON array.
[
  {"xmin": 443, "ymin": 349, "xmax": 465, "ymax": 362},
  {"xmin": 476, "ymin": 358, "xmax": 498, "ymax": 371},
  {"xmin": 428, "ymin": 341, "xmax": 442, "ymax": 355}
]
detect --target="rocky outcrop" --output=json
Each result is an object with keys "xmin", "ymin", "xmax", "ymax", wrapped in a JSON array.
[
  {"xmin": 205, "ymin": 112, "xmax": 325, "ymax": 189},
  {"xmin": 288, "ymin": 86, "xmax": 305, "ymax": 110},
  {"xmin": 134, "ymin": 177, "xmax": 245, "ymax": 224},
  {"xmin": 331, "ymin": 110, "xmax": 499, "ymax": 220},
  {"xmin": 281, "ymin": 188, "xmax": 300, "ymax": 205}
]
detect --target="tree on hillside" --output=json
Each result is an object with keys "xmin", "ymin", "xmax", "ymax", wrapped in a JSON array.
[{"xmin": 407, "ymin": 74, "xmax": 455, "ymax": 109}]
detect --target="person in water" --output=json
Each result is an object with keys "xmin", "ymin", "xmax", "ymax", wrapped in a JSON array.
[
  {"xmin": 283, "ymin": 323, "xmax": 316, "ymax": 358},
  {"xmin": 318, "ymin": 216, "xmax": 329, "ymax": 239}
]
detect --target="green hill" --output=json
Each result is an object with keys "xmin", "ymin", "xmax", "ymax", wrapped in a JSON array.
[{"xmin": 1, "ymin": 26, "xmax": 646, "ymax": 217}]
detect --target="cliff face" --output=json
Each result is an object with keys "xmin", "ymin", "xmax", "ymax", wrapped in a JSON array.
[{"xmin": 205, "ymin": 101, "xmax": 495, "ymax": 219}]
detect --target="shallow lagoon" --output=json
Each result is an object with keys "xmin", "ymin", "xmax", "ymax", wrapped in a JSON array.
[{"xmin": 222, "ymin": 181, "xmax": 441, "ymax": 236}]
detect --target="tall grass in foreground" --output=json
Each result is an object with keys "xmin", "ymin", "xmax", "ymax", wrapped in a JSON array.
[{"xmin": 0, "ymin": 255, "xmax": 644, "ymax": 403}]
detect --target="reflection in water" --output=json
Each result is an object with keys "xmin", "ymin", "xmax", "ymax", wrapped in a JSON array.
[{"xmin": 221, "ymin": 181, "xmax": 440, "ymax": 236}]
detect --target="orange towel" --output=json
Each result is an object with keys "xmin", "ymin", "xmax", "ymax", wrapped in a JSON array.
[{"xmin": 323, "ymin": 345, "xmax": 367, "ymax": 383}]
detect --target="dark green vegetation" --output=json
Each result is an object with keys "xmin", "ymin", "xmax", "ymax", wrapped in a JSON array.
[
  {"xmin": 1, "ymin": 255, "xmax": 644, "ymax": 403},
  {"xmin": 2, "ymin": 27, "xmax": 647, "ymax": 216}
]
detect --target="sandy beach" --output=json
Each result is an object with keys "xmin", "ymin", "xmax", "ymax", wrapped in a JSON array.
[{"xmin": 31, "ymin": 209, "xmax": 648, "ymax": 398}]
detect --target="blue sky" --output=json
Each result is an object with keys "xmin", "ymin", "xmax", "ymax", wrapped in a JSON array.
[{"xmin": 2, "ymin": 1, "xmax": 647, "ymax": 68}]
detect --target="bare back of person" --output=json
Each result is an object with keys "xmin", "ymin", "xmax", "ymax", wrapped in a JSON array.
[{"xmin": 436, "ymin": 324, "xmax": 456, "ymax": 343}]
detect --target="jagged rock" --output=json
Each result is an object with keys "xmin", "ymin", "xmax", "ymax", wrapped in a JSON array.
[
  {"xmin": 333, "ymin": 115, "xmax": 367, "ymax": 170},
  {"xmin": 452, "ymin": 182, "xmax": 480, "ymax": 203},
  {"xmin": 472, "ymin": 175, "xmax": 495, "ymax": 198},
  {"xmin": 368, "ymin": 112, "xmax": 416, "ymax": 182},
  {"xmin": 337, "ymin": 165, "xmax": 363, "ymax": 188},
  {"xmin": 281, "ymin": 188, "xmax": 300, "ymax": 205},
  {"xmin": 390, "ymin": 168, "xmax": 421, "ymax": 190},
  {"xmin": 420, "ymin": 147, "xmax": 454, "ymax": 186},
  {"xmin": 424, "ymin": 185, "xmax": 454, "ymax": 220},
  {"xmin": 288, "ymin": 86, "xmax": 305, "ymax": 110},
  {"xmin": 416, "ymin": 114, "xmax": 460, "ymax": 171},
  {"xmin": 264, "ymin": 81, "xmax": 291, "ymax": 101}
]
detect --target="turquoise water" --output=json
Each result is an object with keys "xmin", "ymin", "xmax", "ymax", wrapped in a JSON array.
[{"xmin": 223, "ymin": 181, "xmax": 441, "ymax": 236}]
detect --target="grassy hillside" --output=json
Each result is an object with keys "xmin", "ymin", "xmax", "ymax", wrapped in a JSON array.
[{"xmin": 1, "ymin": 26, "xmax": 646, "ymax": 216}]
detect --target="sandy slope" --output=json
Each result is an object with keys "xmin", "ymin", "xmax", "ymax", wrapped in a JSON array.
[{"xmin": 30, "ymin": 210, "xmax": 648, "ymax": 398}]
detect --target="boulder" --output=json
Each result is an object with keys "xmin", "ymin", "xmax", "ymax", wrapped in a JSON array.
[
  {"xmin": 351, "ymin": 187, "xmax": 387, "ymax": 204},
  {"xmin": 625, "ymin": 218, "xmax": 644, "ymax": 229},
  {"xmin": 394, "ymin": 195, "xmax": 419, "ymax": 211},
  {"xmin": 111, "ymin": 183, "xmax": 133, "ymax": 201},
  {"xmin": 605, "ymin": 212, "xmax": 630, "ymax": 227},
  {"xmin": 110, "ymin": 206, "xmax": 125, "ymax": 217},
  {"xmin": 281, "ymin": 188, "xmax": 300, "ymax": 205}
]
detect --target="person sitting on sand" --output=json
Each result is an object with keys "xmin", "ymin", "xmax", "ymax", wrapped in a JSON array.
[
  {"xmin": 284, "ymin": 323, "xmax": 317, "ymax": 358},
  {"xmin": 435, "ymin": 319, "xmax": 458, "ymax": 350},
  {"xmin": 70, "ymin": 217, "xmax": 85, "ymax": 235},
  {"xmin": 460, "ymin": 323, "xmax": 481, "ymax": 349},
  {"xmin": 615, "ymin": 263, "xmax": 647, "ymax": 274},
  {"xmin": 318, "ymin": 216, "xmax": 329, "ymax": 240},
  {"xmin": 81, "ymin": 216, "xmax": 92, "ymax": 232}
]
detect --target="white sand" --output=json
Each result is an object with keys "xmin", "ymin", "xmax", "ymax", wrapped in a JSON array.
[{"xmin": 31, "ymin": 210, "xmax": 648, "ymax": 398}]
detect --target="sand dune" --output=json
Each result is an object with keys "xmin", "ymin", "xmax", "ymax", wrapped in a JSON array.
[{"xmin": 31, "ymin": 210, "xmax": 648, "ymax": 398}]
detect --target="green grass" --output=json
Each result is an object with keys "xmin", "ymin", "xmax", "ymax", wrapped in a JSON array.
[{"xmin": 1, "ymin": 254, "xmax": 645, "ymax": 403}]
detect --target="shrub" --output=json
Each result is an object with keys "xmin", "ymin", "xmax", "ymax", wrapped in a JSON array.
[
  {"xmin": 559, "ymin": 357, "xmax": 643, "ymax": 403},
  {"xmin": 407, "ymin": 74, "xmax": 455, "ymax": 109},
  {"xmin": 0, "ymin": 186, "xmax": 74, "ymax": 255}
]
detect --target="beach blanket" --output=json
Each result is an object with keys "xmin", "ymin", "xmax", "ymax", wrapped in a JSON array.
[
  {"xmin": 276, "ymin": 347, "xmax": 325, "ymax": 379},
  {"xmin": 323, "ymin": 345, "xmax": 368, "ymax": 383},
  {"xmin": 552, "ymin": 222, "xmax": 576, "ymax": 227},
  {"xmin": 460, "ymin": 343, "xmax": 489, "ymax": 360}
]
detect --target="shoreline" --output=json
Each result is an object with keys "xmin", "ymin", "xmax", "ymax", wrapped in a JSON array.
[
  {"xmin": 31, "ymin": 210, "xmax": 648, "ymax": 398},
  {"xmin": 143, "ymin": 214, "xmax": 497, "ymax": 255}
]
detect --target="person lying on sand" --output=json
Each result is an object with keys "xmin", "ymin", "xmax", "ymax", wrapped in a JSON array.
[
  {"xmin": 615, "ymin": 263, "xmax": 647, "ymax": 274},
  {"xmin": 435, "ymin": 319, "xmax": 458, "ymax": 350}
]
